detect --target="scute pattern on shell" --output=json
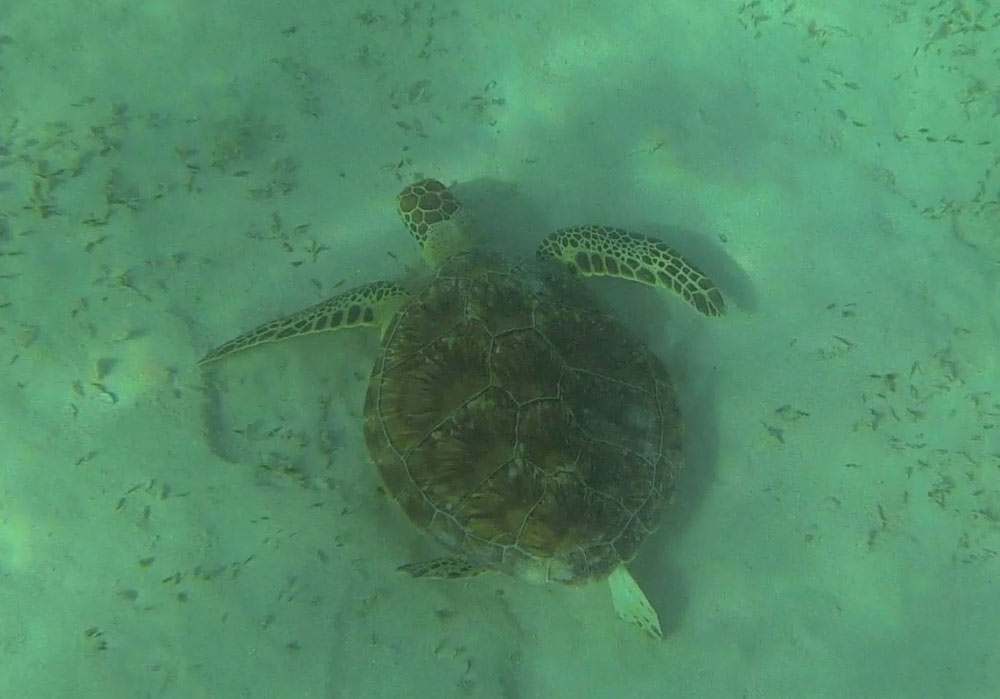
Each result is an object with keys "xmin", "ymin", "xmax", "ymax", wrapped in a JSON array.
[{"xmin": 363, "ymin": 250, "xmax": 682, "ymax": 584}]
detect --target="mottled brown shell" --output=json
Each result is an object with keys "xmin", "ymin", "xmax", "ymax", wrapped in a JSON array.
[{"xmin": 363, "ymin": 250, "xmax": 682, "ymax": 584}]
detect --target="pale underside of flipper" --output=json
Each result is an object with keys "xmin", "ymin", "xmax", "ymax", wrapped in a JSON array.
[
  {"xmin": 403, "ymin": 557, "xmax": 663, "ymax": 639},
  {"xmin": 608, "ymin": 565, "xmax": 663, "ymax": 640},
  {"xmin": 537, "ymin": 225, "xmax": 725, "ymax": 317},
  {"xmin": 198, "ymin": 280, "xmax": 409, "ymax": 364}
]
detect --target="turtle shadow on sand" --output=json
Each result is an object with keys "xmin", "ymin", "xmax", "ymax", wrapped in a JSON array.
[{"xmin": 455, "ymin": 176, "xmax": 732, "ymax": 637}]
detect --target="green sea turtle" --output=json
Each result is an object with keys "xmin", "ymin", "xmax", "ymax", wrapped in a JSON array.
[{"xmin": 200, "ymin": 178, "xmax": 724, "ymax": 638}]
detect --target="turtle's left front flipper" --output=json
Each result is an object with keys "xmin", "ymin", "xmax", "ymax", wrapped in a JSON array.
[
  {"xmin": 199, "ymin": 280, "xmax": 409, "ymax": 364},
  {"xmin": 537, "ymin": 225, "xmax": 724, "ymax": 317}
]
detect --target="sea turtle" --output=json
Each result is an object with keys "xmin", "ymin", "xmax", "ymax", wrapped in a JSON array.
[{"xmin": 199, "ymin": 178, "xmax": 724, "ymax": 638}]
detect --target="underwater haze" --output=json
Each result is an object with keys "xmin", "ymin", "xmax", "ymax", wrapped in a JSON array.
[{"xmin": 0, "ymin": 1, "xmax": 998, "ymax": 697}]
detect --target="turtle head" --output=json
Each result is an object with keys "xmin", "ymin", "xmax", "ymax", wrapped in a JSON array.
[{"xmin": 397, "ymin": 178, "xmax": 480, "ymax": 267}]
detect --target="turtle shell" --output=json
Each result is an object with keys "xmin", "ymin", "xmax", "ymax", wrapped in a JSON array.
[{"xmin": 363, "ymin": 250, "xmax": 683, "ymax": 584}]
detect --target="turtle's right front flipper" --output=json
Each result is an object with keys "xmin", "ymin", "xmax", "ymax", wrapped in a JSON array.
[
  {"xmin": 537, "ymin": 225, "xmax": 725, "ymax": 317},
  {"xmin": 199, "ymin": 280, "xmax": 409, "ymax": 364}
]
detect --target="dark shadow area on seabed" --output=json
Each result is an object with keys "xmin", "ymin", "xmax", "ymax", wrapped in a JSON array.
[{"xmin": 442, "ymin": 44, "xmax": 765, "ymax": 635}]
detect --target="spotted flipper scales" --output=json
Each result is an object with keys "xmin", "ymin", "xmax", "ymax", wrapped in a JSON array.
[
  {"xmin": 399, "ymin": 557, "xmax": 488, "ymax": 579},
  {"xmin": 199, "ymin": 280, "xmax": 409, "ymax": 364},
  {"xmin": 537, "ymin": 225, "xmax": 725, "ymax": 317}
]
